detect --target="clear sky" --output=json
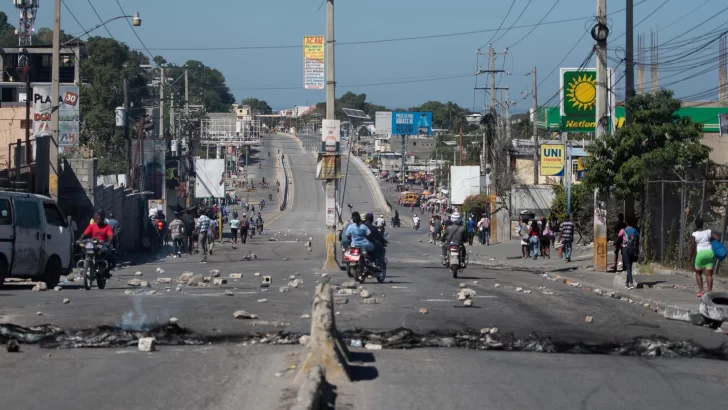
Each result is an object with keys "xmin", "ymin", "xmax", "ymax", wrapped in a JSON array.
[{"xmin": 1, "ymin": 0, "xmax": 723, "ymax": 112}]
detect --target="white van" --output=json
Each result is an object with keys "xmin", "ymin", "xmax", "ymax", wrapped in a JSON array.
[{"xmin": 0, "ymin": 191, "xmax": 74, "ymax": 288}]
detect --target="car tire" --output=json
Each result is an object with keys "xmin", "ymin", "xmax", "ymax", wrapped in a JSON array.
[
  {"xmin": 699, "ymin": 292, "xmax": 728, "ymax": 322},
  {"xmin": 43, "ymin": 256, "xmax": 62, "ymax": 288}
]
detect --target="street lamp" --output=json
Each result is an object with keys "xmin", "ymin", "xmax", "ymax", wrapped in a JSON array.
[{"xmin": 132, "ymin": 12, "xmax": 142, "ymax": 27}]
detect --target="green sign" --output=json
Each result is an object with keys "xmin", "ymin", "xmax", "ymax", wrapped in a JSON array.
[{"xmin": 561, "ymin": 69, "xmax": 597, "ymax": 132}]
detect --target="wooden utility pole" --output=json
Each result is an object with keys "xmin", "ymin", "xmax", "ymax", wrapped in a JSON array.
[
  {"xmin": 532, "ymin": 67, "xmax": 539, "ymax": 184},
  {"xmin": 625, "ymin": 0, "xmax": 635, "ymax": 124},
  {"xmin": 594, "ymin": 0, "xmax": 609, "ymax": 272},
  {"xmin": 323, "ymin": 0, "xmax": 338, "ymax": 270},
  {"xmin": 49, "ymin": 0, "xmax": 61, "ymax": 199}
]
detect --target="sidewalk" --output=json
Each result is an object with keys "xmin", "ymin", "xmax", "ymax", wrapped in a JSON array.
[{"xmin": 468, "ymin": 240, "xmax": 728, "ymax": 325}]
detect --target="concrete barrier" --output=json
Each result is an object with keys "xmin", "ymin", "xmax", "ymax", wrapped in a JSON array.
[
  {"xmin": 349, "ymin": 155, "xmax": 389, "ymax": 213},
  {"xmin": 291, "ymin": 365, "xmax": 324, "ymax": 410}
]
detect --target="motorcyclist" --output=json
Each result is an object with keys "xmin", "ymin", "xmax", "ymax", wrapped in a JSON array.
[
  {"xmin": 374, "ymin": 214, "xmax": 386, "ymax": 233},
  {"xmin": 79, "ymin": 209, "xmax": 116, "ymax": 275},
  {"xmin": 442, "ymin": 213, "xmax": 468, "ymax": 262},
  {"xmin": 413, "ymin": 214, "xmax": 421, "ymax": 230},
  {"xmin": 364, "ymin": 212, "xmax": 388, "ymax": 264},
  {"xmin": 256, "ymin": 213, "xmax": 264, "ymax": 232},
  {"xmin": 260, "ymin": 199, "xmax": 265, "ymax": 210},
  {"xmin": 392, "ymin": 210, "xmax": 400, "ymax": 227}
]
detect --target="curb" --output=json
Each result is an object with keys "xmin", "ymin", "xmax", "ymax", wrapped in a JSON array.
[
  {"xmin": 349, "ymin": 155, "xmax": 389, "ymax": 213},
  {"xmin": 291, "ymin": 365, "xmax": 325, "ymax": 410}
]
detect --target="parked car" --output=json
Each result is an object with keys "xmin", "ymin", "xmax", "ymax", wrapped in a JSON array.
[{"xmin": 0, "ymin": 191, "xmax": 74, "ymax": 288}]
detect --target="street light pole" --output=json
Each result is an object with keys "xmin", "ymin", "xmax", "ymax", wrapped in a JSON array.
[
  {"xmin": 323, "ymin": 0, "xmax": 338, "ymax": 270},
  {"xmin": 49, "ymin": 0, "xmax": 61, "ymax": 199}
]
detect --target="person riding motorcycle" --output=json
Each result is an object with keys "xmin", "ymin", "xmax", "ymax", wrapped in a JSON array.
[
  {"xmin": 364, "ymin": 212, "xmax": 388, "ymax": 264},
  {"xmin": 413, "ymin": 214, "xmax": 421, "ymax": 230},
  {"xmin": 79, "ymin": 209, "xmax": 116, "ymax": 275},
  {"xmin": 256, "ymin": 213, "xmax": 264, "ymax": 232},
  {"xmin": 374, "ymin": 214, "xmax": 386, "ymax": 234},
  {"xmin": 344, "ymin": 212, "xmax": 386, "ymax": 266},
  {"xmin": 441, "ymin": 212, "xmax": 468, "ymax": 262},
  {"xmin": 392, "ymin": 210, "xmax": 400, "ymax": 227}
]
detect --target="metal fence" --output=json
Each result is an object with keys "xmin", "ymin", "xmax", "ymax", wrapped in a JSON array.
[
  {"xmin": 297, "ymin": 129, "xmax": 320, "ymax": 154},
  {"xmin": 644, "ymin": 169, "xmax": 728, "ymax": 270}
]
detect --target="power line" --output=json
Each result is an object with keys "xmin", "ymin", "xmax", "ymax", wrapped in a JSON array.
[
  {"xmin": 61, "ymin": 0, "xmax": 88, "ymax": 35},
  {"xmin": 115, "ymin": 0, "xmax": 155, "ymax": 61},
  {"xmin": 507, "ymin": 0, "xmax": 561, "ymax": 49},
  {"xmin": 479, "ymin": 0, "xmax": 516, "ymax": 50},
  {"xmin": 87, "ymin": 0, "xmax": 115, "ymax": 39},
  {"xmin": 493, "ymin": 0, "xmax": 533, "ymax": 44}
]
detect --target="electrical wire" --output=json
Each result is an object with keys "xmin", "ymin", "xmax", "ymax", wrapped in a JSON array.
[
  {"xmin": 61, "ymin": 0, "xmax": 88, "ymax": 35},
  {"xmin": 507, "ymin": 0, "xmax": 561, "ymax": 50},
  {"xmin": 479, "ymin": 0, "xmax": 516, "ymax": 50},
  {"xmin": 87, "ymin": 0, "xmax": 115, "ymax": 39},
  {"xmin": 611, "ymin": 0, "xmax": 672, "ymax": 43},
  {"xmin": 114, "ymin": 0, "xmax": 154, "ymax": 61},
  {"xmin": 492, "ymin": 0, "xmax": 533, "ymax": 44}
]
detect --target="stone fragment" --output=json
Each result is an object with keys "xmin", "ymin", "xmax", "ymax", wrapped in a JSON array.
[
  {"xmin": 158, "ymin": 269, "xmax": 165, "ymax": 275},
  {"xmin": 365, "ymin": 343, "xmax": 382, "ymax": 350},
  {"xmin": 140, "ymin": 281, "xmax": 150, "ymax": 288},
  {"xmin": 261, "ymin": 276, "xmax": 272, "ymax": 287},
  {"xmin": 62, "ymin": 298, "xmax": 70, "ymax": 304},
  {"xmin": 489, "ymin": 327, "xmax": 499, "ymax": 334},
  {"xmin": 363, "ymin": 298, "xmax": 378, "ymax": 304},
  {"xmin": 157, "ymin": 278, "xmax": 172, "ymax": 284},
  {"xmin": 156, "ymin": 267, "xmax": 162, "ymax": 272},
  {"xmin": 523, "ymin": 290, "xmax": 532, "ymax": 294},
  {"xmin": 225, "ymin": 290, "xmax": 234, "ymax": 296},
  {"xmin": 212, "ymin": 278, "xmax": 227, "ymax": 285},
  {"xmin": 147, "ymin": 290, "xmax": 157, "ymax": 295},
  {"xmin": 203, "ymin": 276, "xmax": 212, "ymax": 283},
  {"xmin": 457, "ymin": 288, "xmax": 476, "ymax": 300},
  {"xmin": 187, "ymin": 274, "xmax": 204, "ymax": 287},
  {"xmin": 176, "ymin": 286, "xmax": 183, "ymax": 292},
  {"xmin": 36, "ymin": 311, "xmax": 42, "ymax": 315},
  {"xmin": 494, "ymin": 284, "xmax": 500, "ymax": 288},
  {"xmin": 169, "ymin": 317, "xmax": 178, "ymax": 323},
  {"xmin": 289, "ymin": 279, "xmax": 302, "ymax": 288},
  {"xmin": 644, "ymin": 303, "xmax": 650, "ymax": 308},
  {"xmin": 138, "ymin": 337, "xmax": 156, "ymax": 352},
  {"xmin": 53, "ymin": 286, "xmax": 62, "ymax": 291},
  {"xmin": 419, "ymin": 308, "xmax": 428, "ymax": 314},
  {"xmin": 299, "ymin": 335, "xmax": 311, "ymax": 346},
  {"xmin": 254, "ymin": 272, "xmax": 261, "ymax": 277},
  {"xmin": 229, "ymin": 273, "xmax": 242, "ymax": 279},
  {"xmin": 585, "ymin": 316, "xmax": 594, "ymax": 323},
  {"xmin": 233, "ymin": 310, "xmax": 258, "ymax": 319},
  {"xmin": 6, "ymin": 339, "xmax": 19, "ymax": 352},
  {"xmin": 135, "ymin": 271, "xmax": 143, "ymax": 276},
  {"xmin": 335, "ymin": 298, "xmax": 348, "ymax": 305},
  {"xmin": 210, "ymin": 270, "xmax": 221, "ymax": 277},
  {"xmin": 480, "ymin": 328, "xmax": 491, "ymax": 334},
  {"xmin": 124, "ymin": 290, "xmax": 134, "ymax": 295},
  {"xmin": 178, "ymin": 272, "xmax": 194, "ymax": 283},
  {"xmin": 301, "ymin": 314, "xmax": 311, "ymax": 319},
  {"xmin": 279, "ymin": 286, "xmax": 290, "ymax": 293},
  {"xmin": 463, "ymin": 299, "xmax": 473, "ymax": 307},
  {"xmin": 127, "ymin": 278, "xmax": 143, "ymax": 287},
  {"xmin": 459, "ymin": 283, "xmax": 467, "ymax": 289},
  {"xmin": 543, "ymin": 291, "xmax": 554, "ymax": 295},
  {"xmin": 360, "ymin": 290, "xmax": 372, "ymax": 299},
  {"xmin": 341, "ymin": 281, "xmax": 358, "ymax": 289},
  {"xmin": 594, "ymin": 289, "xmax": 603, "ymax": 295},
  {"xmin": 251, "ymin": 254, "xmax": 257, "ymax": 259},
  {"xmin": 473, "ymin": 281, "xmax": 479, "ymax": 284},
  {"xmin": 515, "ymin": 287, "xmax": 523, "ymax": 292},
  {"xmin": 257, "ymin": 299, "xmax": 268, "ymax": 303},
  {"xmin": 31, "ymin": 282, "xmax": 48, "ymax": 292}
]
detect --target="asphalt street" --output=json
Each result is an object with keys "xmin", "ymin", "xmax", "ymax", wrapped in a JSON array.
[{"xmin": 1, "ymin": 134, "xmax": 727, "ymax": 408}]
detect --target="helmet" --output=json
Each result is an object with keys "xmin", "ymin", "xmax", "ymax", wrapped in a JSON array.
[
  {"xmin": 380, "ymin": 214, "xmax": 384, "ymax": 218},
  {"xmin": 451, "ymin": 212, "xmax": 461, "ymax": 222}
]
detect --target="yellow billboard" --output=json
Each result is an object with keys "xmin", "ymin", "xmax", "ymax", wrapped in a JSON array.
[
  {"xmin": 540, "ymin": 144, "xmax": 565, "ymax": 176},
  {"xmin": 303, "ymin": 36, "xmax": 325, "ymax": 89}
]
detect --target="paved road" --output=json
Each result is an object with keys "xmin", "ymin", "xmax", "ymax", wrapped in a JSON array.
[{"xmin": 2, "ymin": 142, "xmax": 727, "ymax": 409}]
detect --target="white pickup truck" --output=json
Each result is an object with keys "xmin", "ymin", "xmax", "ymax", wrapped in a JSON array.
[{"xmin": 0, "ymin": 191, "xmax": 74, "ymax": 288}]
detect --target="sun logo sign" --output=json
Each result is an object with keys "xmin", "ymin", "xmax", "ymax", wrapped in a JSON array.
[{"xmin": 566, "ymin": 74, "xmax": 596, "ymax": 112}]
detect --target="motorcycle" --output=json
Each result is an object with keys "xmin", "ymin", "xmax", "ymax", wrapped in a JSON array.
[
  {"xmin": 344, "ymin": 244, "xmax": 388, "ymax": 284},
  {"xmin": 256, "ymin": 221, "xmax": 263, "ymax": 234},
  {"xmin": 391, "ymin": 217, "xmax": 401, "ymax": 228},
  {"xmin": 414, "ymin": 220, "xmax": 420, "ymax": 231},
  {"xmin": 441, "ymin": 241, "xmax": 468, "ymax": 278},
  {"xmin": 76, "ymin": 239, "xmax": 112, "ymax": 290}
]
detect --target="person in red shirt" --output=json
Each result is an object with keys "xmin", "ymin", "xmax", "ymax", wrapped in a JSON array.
[{"xmin": 80, "ymin": 210, "xmax": 113, "ymax": 244}]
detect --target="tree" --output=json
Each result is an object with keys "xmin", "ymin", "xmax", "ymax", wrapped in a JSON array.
[
  {"xmin": 242, "ymin": 97, "xmax": 272, "ymax": 115},
  {"xmin": 582, "ymin": 90, "xmax": 710, "ymax": 202},
  {"xmin": 171, "ymin": 60, "xmax": 235, "ymax": 112},
  {"xmin": 0, "ymin": 12, "xmax": 16, "ymax": 47}
]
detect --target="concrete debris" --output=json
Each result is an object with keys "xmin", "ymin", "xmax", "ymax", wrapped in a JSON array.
[
  {"xmin": 720, "ymin": 322, "xmax": 728, "ymax": 335},
  {"xmin": 158, "ymin": 269, "xmax": 165, "ymax": 275},
  {"xmin": 523, "ymin": 290, "xmax": 532, "ymax": 294},
  {"xmin": 489, "ymin": 327, "xmax": 499, "ymax": 334},
  {"xmin": 6, "ymin": 339, "xmax": 19, "ymax": 353},
  {"xmin": 516, "ymin": 287, "xmax": 523, "ymax": 292},
  {"xmin": 135, "ymin": 271, "xmax": 143, "ymax": 276},
  {"xmin": 251, "ymin": 254, "xmax": 257, "ymax": 259},
  {"xmin": 269, "ymin": 238, "xmax": 277, "ymax": 241},
  {"xmin": 283, "ymin": 257, "xmax": 288, "ymax": 261},
  {"xmin": 360, "ymin": 290, "xmax": 372, "ymax": 299},
  {"xmin": 459, "ymin": 283, "xmax": 467, "ymax": 289},
  {"xmin": 261, "ymin": 276, "xmax": 272, "ymax": 287},
  {"xmin": 53, "ymin": 286, "xmax": 62, "ymax": 292},
  {"xmin": 156, "ymin": 267, "xmax": 162, "ymax": 273},
  {"xmin": 210, "ymin": 270, "xmax": 221, "ymax": 277},
  {"xmin": 301, "ymin": 314, "xmax": 311, "ymax": 319},
  {"xmin": 178, "ymin": 272, "xmax": 195, "ymax": 283},
  {"xmin": 341, "ymin": 281, "xmax": 359, "ymax": 289},
  {"xmin": 157, "ymin": 278, "xmax": 172, "ymax": 284},
  {"xmin": 480, "ymin": 328, "xmax": 490, "ymax": 334},
  {"xmin": 365, "ymin": 343, "xmax": 383, "ymax": 350},
  {"xmin": 140, "ymin": 281, "xmax": 150, "ymax": 288},
  {"xmin": 138, "ymin": 337, "xmax": 156, "ymax": 352},
  {"xmin": 289, "ymin": 279, "xmax": 302, "ymax": 288},
  {"xmin": 289, "ymin": 275, "xmax": 296, "ymax": 280},
  {"xmin": 543, "ymin": 291, "xmax": 554, "ymax": 295},
  {"xmin": 299, "ymin": 335, "xmax": 311, "ymax": 346},
  {"xmin": 609, "ymin": 292, "xmax": 616, "ymax": 298},
  {"xmin": 225, "ymin": 290, "xmax": 234, "ymax": 296},
  {"xmin": 463, "ymin": 299, "xmax": 473, "ymax": 307},
  {"xmin": 233, "ymin": 310, "xmax": 258, "ymax": 320},
  {"xmin": 212, "ymin": 278, "xmax": 227, "ymax": 285},
  {"xmin": 36, "ymin": 312, "xmax": 42, "ymax": 316},
  {"xmin": 457, "ymin": 288, "xmax": 476, "ymax": 301},
  {"xmin": 585, "ymin": 316, "xmax": 594, "ymax": 323},
  {"xmin": 176, "ymin": 286, "xmax": 183, "ymax": 292},
  {"xmin": 124, "ymin": 290, "xmax": 134, "ymax": 295},
  {"xmin": 594, "ymin": 289, "xmax": 603, "ymax": 295},
  {"xmin": 62, "ymin": 298, "xmax": 70, "ymax": 304},
  {"xmin": 338, "ymin": 289, "xmax": 356, "ymax": 295},
  {"xmin": 169, "ymin": 317, "xmax": 178, "ymax": 324},
  {"xmin": 279, "ymin": 287, "xmax": 290, "ymax": 293},
  {"xmin": 542, "ymin": 273, "xmax": 549, "ymax": 278},
  {"xmin": 147, "ymin": 290, "xmax": 157, "ymax": 295},
  {"xmin": 473, "ymin": 281, "xmax": 479, "ymax": 284},
  {"xmin": 187, "ymin": 274, "xmax": 205, "ymax": 287},
  {"xmin": 203, "ymin": 276, "xmax": 212, "ymax": 283},
  {"xmin": 569, "ymin": 282, "xmax": 583, "ymax": 288},
  {"xmin": 335, "ymin": 298, "xmax": 348, "ymax": 305},
  {"xmin": 254, "ymin": 272, "xmax": 261, "ymax": 277},
  {"xmin": 257, "ymin": 299, "xmax": 268, "ymax": 303},
  {"xmin": 494, "ymin": 284, "xmax": 500, "ymax": 288},
  {"xmin": 127, "ymin": 278, "xmax": 143, "ymax": 287},
  {"xmin": 643, "ymin": 303, "xmax": 650, "ymax": 308},
  {"xmin": 419, "ymin": 308, "xmax": 428, "ymax": 314},
  {"xmin": 229, "ymin": 273, "xmax": 242, "ymax": 279},
  {"xmin": 31, "ymin": 282, "xmax": 48, "ymax": 292},
  {"xmin": 363, "ymin": 298, "xmax": 379, "ymax": 304},
  {"xmin": 321, "ymin": 273, "xmax": 328, "ymax": 277},
  {"xmin": 350, "ymin": 339, "xmax": 363, "ymax": 348}
]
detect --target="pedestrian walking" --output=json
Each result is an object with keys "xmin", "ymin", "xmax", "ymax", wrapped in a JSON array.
[
  {"xmin": 466, "ymin": 215, "xmax": 476, "ymax": 246},
  {"xmin": 689, "ymin": 218, "xmax": 718, "ymax": 297},
  {"xmin": 197, "ymin": 212, "xmax": 211, "ymax": 263},
  {"xmin": 478, "ymin": 214, "xmax": 490, "ymax": 245},
  {"xmin": 529, "ymin": 220, "xmax": 540, "ymax": 260},
  {"xmin": 230, "ymin": 214, "xmax": 240, "ymax": 246},
  {"xmin": 618, "ymin": 218, "xmax": 639, "ymax": 289},
  {"xmin": 239, "ymin": 213, "xmax": 249, "ymax": 244},
  {"xmin": 518, "ymin": 218, "xmax": 530, "ymax": 258},
  {"xmin": 169, "ymin": 213, "xmax": 185, "ymax": 257},
  {"xmin": 540, "ymin": 217, "xmax": 552, "ymax": 259},
  {"xmin": 559, "ymin": 214, "xmax": 575, "ymax": 262},
  {"xmin": 208, "ymin": 215, "xmax": 218, "ymax": 255},
  {"xmin": 613, "ymin": 213, "xmax": 626, "ymax": 271}
]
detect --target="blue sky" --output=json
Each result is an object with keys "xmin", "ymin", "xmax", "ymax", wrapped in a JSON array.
[{"xmin": 1, "ymin": 0, "xmax": 723, "ymax": 112}]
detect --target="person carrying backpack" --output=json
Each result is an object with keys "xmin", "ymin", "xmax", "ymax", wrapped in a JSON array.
[
  {"xmin": 169, "ymin": 213, "xmax": 186, "ymax": 257},
  {"xmin": 618, "ymin": 218, "xmax": 639, "ymax": 289}
]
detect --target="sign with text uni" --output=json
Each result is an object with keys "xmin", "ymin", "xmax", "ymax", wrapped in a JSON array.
[{"xmin": 540, "ymin": 144, "xmax": 565, "ymax": 177}]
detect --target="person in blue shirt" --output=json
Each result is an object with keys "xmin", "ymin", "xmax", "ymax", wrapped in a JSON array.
[
  {"xmin": 466, "ymin": 215, "xmax": 476, "ymax": 246},
  {"xmin": 345, "ymin": 212, "xmax": 373, "ymax": 252}
]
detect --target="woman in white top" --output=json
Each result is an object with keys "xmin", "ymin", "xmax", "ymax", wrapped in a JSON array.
[{"xmin": 689, "ymin": 218, "xmax": 719, "ymax": 298}]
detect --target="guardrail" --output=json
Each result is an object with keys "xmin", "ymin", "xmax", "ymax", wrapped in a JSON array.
[
  {"xmin": 349, "ymin": 155, "xmax": 389, "ymax": 213},
  {"xmin": 278, "ymin": 152, "xmax": 289, "ymax": 211}
]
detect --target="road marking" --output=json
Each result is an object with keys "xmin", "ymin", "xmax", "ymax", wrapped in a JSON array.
[{"xmin": 421, "ymin": 299, "xmax": 453, "ymax": 302}]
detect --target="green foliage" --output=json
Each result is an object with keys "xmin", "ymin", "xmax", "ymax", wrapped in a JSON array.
[
  {"xmin": 550, "ymin": 183, "xmax": 594, "ymax": 243},
  {"xmin": 412, "ymin": 101, "xmax": 470, "ymax": 133},
  {"xmin": 582, "ymin": 90, "xmax": 710, "ymax": 200},
  {"xmin": 462, "ymin": 195, "xmax": 488, "ymax": 219},
  {"xmin": 314, "ymin": 92, "xmax": 390, "ymax": 120},
  {"xmin": 242, "ymin": 97, "xmax": 272, "ymax": 115}
]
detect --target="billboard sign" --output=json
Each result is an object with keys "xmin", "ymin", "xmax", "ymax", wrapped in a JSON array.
[
  {"xmin": 33, "ymin": 85, "xmax": 80, "ymax": 153},
  {"xmin": 560, "ymin": 68, "xmax": 616, "ymax": 132},
  {"xmin": 194, "ymin": 159, "xmax": 225, "ymax": 198},
  {"xmin": 303, "ymin": 36, "xmax": 325, "ymax": 90},
  {"xmin": 391, "ymin": 112, "xmax": 432, "ymax": 136},
  {"xmin": 450, "ymin": 165, "xmax": 483, "ymax": 205},
  {"xmin": 719, "ymin": 113, "xmax": 728, "ymax": 137},
  {"xmin": 316, "ymin": 154, "xmax": 342, "ymax": 179},
  {"xmin": 540, "ymin": 144, "xmax": 565, "ymax": 177},
  {"xmin": 375, "ymin": 111, "xmax": 392, "ymax": 135},
  {"xmin": 321, "ymin": 119, "xmax": 340, "ymax": 153}
]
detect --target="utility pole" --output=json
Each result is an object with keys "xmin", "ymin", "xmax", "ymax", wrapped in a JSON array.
[
  {"xmin": 594, "ymin": 0, "xmax": 609, "ymax": 272},
  {"xmin": 625, "ymin": 0, "xmax": 635, "ymax": 124},
  {"xmin": 324, "ymin": 0, "xmax": 338, "ymax": 270},
  {"xmin": 159, "ymin": 67, "xmax": 165, "ymax": 140},
  {"xmin": 23, "ymin": 53, "xmax": 31, "ymax": 165},
  {"xmin": 123, "ymin": 78, "xmax": 130, "ymax": 185},
  {"xmin": 490, "ymin": 47, "xmax": 496, "ymax": 114},
  {"xmin": 49, "ymin": 0, "xmax": 60, "ymax": 199},
  {"xmin": 531, "ymin": 66, "xmax": 539, "ymax": 185},
  {"xmin": 505, "ymin": 88, "xmax": 511, "ymax": 141}
]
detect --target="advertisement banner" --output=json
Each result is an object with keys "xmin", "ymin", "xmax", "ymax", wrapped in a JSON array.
[
  {"xmin": 560, "ymin": 68, "xmax": 596, "ymax": 132},
  {"xmin": 375, "ymin": 111, "xmax": 392, "ymax": 135},
  {"xmin": 719, "ymin": 113, "xmax": 728, "ymax": 137},
  {"xmin": 33, "ymin": 85, "xmax": 80, "ymax": 153},
  {"xmin": 303, "ymin": 36, "xmax": 325, "ymax": 90},
  {"xmin": 449, "ymin": 165, "xmax": 483, "ymax": 205},
  {"xmin": 321, "ymin": 119, "xmax": 340, "ymax": 153},
  {"xmin": 540, "ymin": 144, "xmax": 565, "ymax": 177},
  {"xmin": 316, "ymin": 154, "xmax": 341, "ymax": 179},
  {"xmin": 391, "ymin": 112, "xmax": 432, "ymax": 136}
]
